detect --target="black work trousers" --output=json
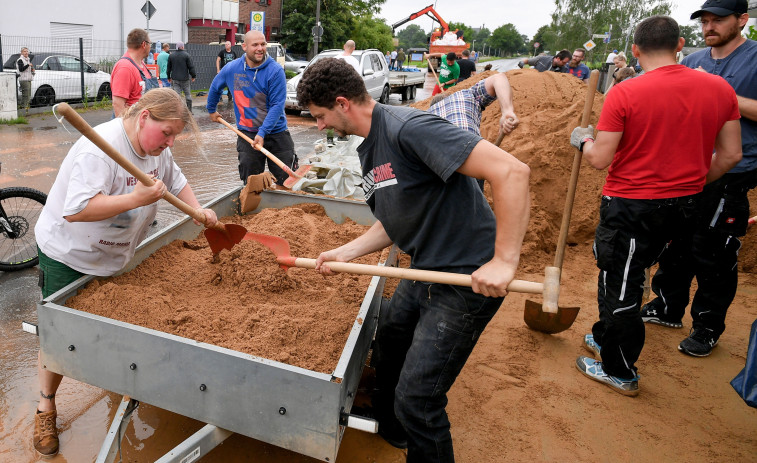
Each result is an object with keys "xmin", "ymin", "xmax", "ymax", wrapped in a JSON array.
[
  {"xmin": 592, "ymin": 195, "xmax": 698, "ymax": 379},
  {"xmin": 648, "ymin": 170, "xmax": 757, "ymax": 338},
  {"xmin": 236, "ymin": 129, "xmax": 297, "ymax": 185}
]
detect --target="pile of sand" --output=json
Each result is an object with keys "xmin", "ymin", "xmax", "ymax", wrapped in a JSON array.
[{"xmin": 414, "ymin": 69, "xmax": 757, "ymax": 273}]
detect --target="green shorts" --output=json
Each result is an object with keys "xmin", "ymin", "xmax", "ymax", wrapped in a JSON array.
[{"xmin": 37, "ymin": 247, "xmax": 86, "ymax": 298}]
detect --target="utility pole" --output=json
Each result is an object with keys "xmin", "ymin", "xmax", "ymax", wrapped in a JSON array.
[{"xmin": 312, "ymin": 0, "xmax": 322, "ymax": 58}]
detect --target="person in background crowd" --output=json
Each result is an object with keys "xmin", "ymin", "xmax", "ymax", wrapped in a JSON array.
[
  {"xmin": 566, "ymin": 48, "xmax": 591, "ymax": 83},
  {"xmin": 216, "ymin": 41, "xmax": 238, "ymax": 103},
  {"xmin": 110, "ymin": 28, "xmax": 155, "ymax": 117},
  {"xmin": 157, "ymin": 43, "xmax": 171, "ymax": 88},
  {"xmin": 606, "ymin": 49, "xmax": 619, "ymax": 63},
  {"xmin": 16, "ymin": 47, "xmax": 35, "ymax": 113},
  {"xmin": 457, "ymin": 49, "xmax": 477, "ymax": 81},
  {"xmin": 606, "ymin": 66, "xmax": 637, "ymax": 93},
  {"xmin": 611, "ymin": 52, "xmax": 628, "ymax": 81},
  {"xmin": 570, "ymin": 15, "xmax": 741, "ymax": 397},
  {"xmin": 336, "ymin": 40, "xmax": 361, "ymax": 73},
  {"xmin": 31, "ymin": 88, "xmax": 217, "ymax": 458},
  {"xmin": 396, "ymin": 48, "xmax": 406, "ymax": 70},
  {"xmin": 641, "ymin": 0, "xmax": 757, "ymax": 357},
  {"xmin": 518, "ymin": 50, "xmax": 571, "ymax": 72},
  {"xmin": 167, "ymin": 41, "xmax": 197, "ymax": 114}
]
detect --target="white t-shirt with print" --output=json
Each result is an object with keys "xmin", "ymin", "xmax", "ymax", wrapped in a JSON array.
[{"xmin": 35, "ymin": 118, "xmax": 188, "ymax": 276}]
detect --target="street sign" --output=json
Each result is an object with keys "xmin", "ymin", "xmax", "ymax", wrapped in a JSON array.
[
  {"xmin": 312, "ymin": 25, "xmax": 324, "ymax": 37},
  {"xmin": 592, "ymin": 34, "xmax": 607, "ymax": 38},
  {"xmin": 583, "ymin": 40, "xmax": 597, "ymax": 51},
  {"xmin": 603, "ymin": 33, "xmax": 612, "ymax": 43},
  {"xmin": 250, "ymin": 12, "xmax": 265, "ymax": 33},
  {"xmin": 534, "ymin": 42, "xmax": 540, "ymax": 48},
  {"xmin": 141, "ymin": 1, "xmax": 156, "ymax": 20}
]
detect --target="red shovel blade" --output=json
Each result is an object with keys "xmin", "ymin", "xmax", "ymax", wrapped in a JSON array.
[
  {"xmin": 204, "ymin": 223, "xmax": 248, "ymax": 255},
  {"xmin": 243, "ymin": 232, "xmax": 293, "ymax": 269},
  {"xmin": 282, "ymin": 165, "xmax": 314, "ymax": 189}
]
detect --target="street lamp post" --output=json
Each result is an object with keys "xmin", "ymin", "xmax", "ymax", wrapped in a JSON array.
[{"xmin": 472, "ymin": 40, "xmax": 476, "ymax": 52}]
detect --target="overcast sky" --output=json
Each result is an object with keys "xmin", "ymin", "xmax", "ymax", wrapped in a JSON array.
[{"xmin": 377, "ymin": 0, "xmax": 713, "ymax": 39}]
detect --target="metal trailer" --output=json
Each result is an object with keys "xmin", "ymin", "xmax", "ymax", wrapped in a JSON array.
[
  {"xmin": 27, "ymin": 188, "xmax": 397, "ymax": 463},
  {"xmin": 389, "ymin": 70, "xmax": 426, "ymax": 101}
]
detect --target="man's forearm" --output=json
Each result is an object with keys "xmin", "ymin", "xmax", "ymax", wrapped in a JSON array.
[
  {"xmin": 112, "ymin": 97, "xmax": 128, "ymax": 117},
  {"xmin": 737, "ymin": 95, "xmax": 757, "ymax": 122}
]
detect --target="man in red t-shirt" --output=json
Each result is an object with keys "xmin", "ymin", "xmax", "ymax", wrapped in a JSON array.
[
  {"xmin": 568, "ymin": 15, "xmax": 742, "ymax": 397},
  {"xmin": 110, "ymin": 28, "xmax": 152, "ymax": 117}
]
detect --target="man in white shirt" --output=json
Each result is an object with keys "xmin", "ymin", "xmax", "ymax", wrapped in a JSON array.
[
  {"xmin": 606, "ymin": 49, "xmax": 618, "ymax": 63},
  {"xmin": 337, "ymin": 40, "xmax": 361, "ymax": 74}
]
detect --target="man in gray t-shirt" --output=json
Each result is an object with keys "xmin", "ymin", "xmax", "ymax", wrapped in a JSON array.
[
  {"xmin": 296, "ymin": 58, "xmax": 530, "ymax": 460},
  {"xmin": 518, "ymin": 49, "xmax": 571, "ymax": 72}
]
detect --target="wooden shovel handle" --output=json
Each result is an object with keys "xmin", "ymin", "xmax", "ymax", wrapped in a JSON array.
[
  {"xmin": 55, "ymin": 103, "xmax": 223, "ymax": 232},
  {"xmin": 552, "ymin": 69, "xmax": 599, "ymax": 270},
  {"xmin": 286, "ymin": 257, "xmax": 544, "ymax": 294},
  {"xmin": 427, "ymin": 59, "xmax": 443, "ymax": 88},
  {"xmin": 494, "ymin": 130, "xmax": 505, "ymax": 147},
  {"xmin": 216, "ymin": 118, "xmax": 301, "ymax": 179}
]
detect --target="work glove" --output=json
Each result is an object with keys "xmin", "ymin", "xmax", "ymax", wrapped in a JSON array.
[
  {"xmin": 517, "ymin": 61, "xmax": 525, "ymax": 69},
  {"xmin": 570, "ymin": 126, "xmax": 595, "ymax": 151}
]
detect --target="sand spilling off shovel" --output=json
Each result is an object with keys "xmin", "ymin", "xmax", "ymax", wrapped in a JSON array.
[{"xmin": 67, "ymin": 204, "xmax": 379, "ymax": 374}]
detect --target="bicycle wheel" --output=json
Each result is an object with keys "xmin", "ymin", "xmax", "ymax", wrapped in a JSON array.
[{"xmin": 0, "ymin": 187, "xmax": 47, "ymax": 271}]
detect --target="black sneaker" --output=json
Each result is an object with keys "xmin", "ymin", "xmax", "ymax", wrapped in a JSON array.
[
  {"xmin": 640, "ymin": 302, "xmax": 683, "ymax": 328},
  {"xmin": 678, "ymin": 328, "xmax": 718, "ymax": 357},
  {"xmin": 350, "ymin": 405, "xmax": 408, "ymax": 449}
]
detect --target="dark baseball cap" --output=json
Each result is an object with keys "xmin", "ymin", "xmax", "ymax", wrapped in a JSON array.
[{"xmin": 691, "ymin": 0, "xmax": 748, "ymax": 19}]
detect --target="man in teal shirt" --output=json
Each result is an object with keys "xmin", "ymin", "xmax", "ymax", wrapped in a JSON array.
[{"xmin": 157, "ymin": 43, "xmax": 170, "ymax": 88}]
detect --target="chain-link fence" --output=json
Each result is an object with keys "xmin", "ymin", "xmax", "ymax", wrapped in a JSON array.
[{"xmin": 1, "ymin": 34, "xmax": 244, "ymax": 110}]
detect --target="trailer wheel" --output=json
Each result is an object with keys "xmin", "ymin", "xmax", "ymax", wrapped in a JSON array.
[{"xmin": 410, "ymin": 85, "xmax": 416, "ymax": 100}]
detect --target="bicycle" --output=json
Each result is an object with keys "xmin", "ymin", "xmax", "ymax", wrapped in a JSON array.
[{"xmin": 0, "ymin": 162, "xmax": 47, "ymax": 271}]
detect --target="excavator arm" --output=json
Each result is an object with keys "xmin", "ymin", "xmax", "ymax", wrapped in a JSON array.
[{"xmin": 391, "ymin": 4, "xmax": 450, "ymax": 36}]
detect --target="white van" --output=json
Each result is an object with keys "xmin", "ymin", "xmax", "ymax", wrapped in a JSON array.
[{"xmin": 266, "ymin": 42, "xmax": 286, "ymax": 67}]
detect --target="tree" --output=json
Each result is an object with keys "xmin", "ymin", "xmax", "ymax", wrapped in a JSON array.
[
  {"xmin": 530, "ymin": 25, "xmax": 558, "ymax": 55},
  {"xmin": 397, "ymin": 24, "xmax": 429, "ymax": 49},
  {"xmin": 549, "ymin": 0, "xmax": 672, "ymax": 59},
  {"xmin": 679, "ymin": 24, "xmax": 704, "ymax": 48},
  {"xmin": 280, "ymin": 0, "xmax": 386, "ymax": 55},
  {"xmin": 473, "ymin": 27, "xmax": 491, "ymax": 53},
  {"xmin": 352, "ymin": 15, "xmax": 394, "ymax": 52},
  {"xmin": 489, "ymin": 23, "xmax": 525, "ymax": 56}
]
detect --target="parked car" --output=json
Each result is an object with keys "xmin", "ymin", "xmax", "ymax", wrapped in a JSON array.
[
  {"xmin": 2, "ymin": 53, "xmax": 111, "ymax": 106},
  {"xmin": 285, "ymin": 49, "xmax": 390, "ymax": 115},
  {"xmin": 284, "ymin": 54, "xmax": 308, "ymax": 74},
  {"xmin": 266, "ymin": 42, "xmax": 286, "ymax": 67}
]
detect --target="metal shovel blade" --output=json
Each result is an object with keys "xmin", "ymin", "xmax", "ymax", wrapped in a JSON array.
[
  {"xmin": 282, "ymin": 165, "xmax": 314, "ymax": 189},
  {"xmin": 204, "ymin": 223, "xmax": 249, "ymax": 255},
  {"xmin": 242, "ymin": 232, "xmax": 293, "ymax": 269},
  {"xmin": 523, "ymin": 299, "xmax": 580, "ymax": 335}
]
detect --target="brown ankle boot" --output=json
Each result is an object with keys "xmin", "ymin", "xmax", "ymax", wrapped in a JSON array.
[{"xmin": 33, "ymin": 410, "xmax": 59, "ymax": 457}]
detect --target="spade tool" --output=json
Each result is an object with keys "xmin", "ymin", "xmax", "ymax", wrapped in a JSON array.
[
  {"xmin": 245, "ymin": 233, "xmax": 545, "ymax": 294},
  {"xmin": 523, "ymin": 69, "xmax": 600, "ymax": 334},
  {"xmin": 216, "ymin": 117, "xmax": 312, "ymax": 189},
  {"xmin": 55, "ymin": 103, "xmax": 247, "ymax": 255}
]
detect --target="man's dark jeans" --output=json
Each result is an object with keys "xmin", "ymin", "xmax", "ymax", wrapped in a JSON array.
[
  {"xmin": 648, "ymin": 169, "xmax": 757, "ymax": 337},
  {"xmin": 373, "ymin": 279, "xmax": 503, "ymax": 463}
]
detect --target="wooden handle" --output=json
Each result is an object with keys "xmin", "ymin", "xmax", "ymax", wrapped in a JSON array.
[
  {"xmin": 552, "ymin": 69, "xmax": 599, "ymax": 270},
  {"xmin": 494, "ymin": 130, "xmax": 505, "ymax": 147},
  {"xmin": 427, "ymin": 60, "xmax": 443, "ymax": 88},
  {"xmin": 289, "ymin": 258, "xmax": 544, "ymax": 294},
  {"xmin": 216, "ymin": 118, "xmax": 300, "ymax": 178},
  {"xmin": 55, "ymin": 103, "xmax": 223, "ymax": 232}
]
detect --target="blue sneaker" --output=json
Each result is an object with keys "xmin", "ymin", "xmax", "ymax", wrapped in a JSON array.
[
  {"xmin": 584, "ymin": 334, "xmax": 601, "ymax": 357},
  {"xmin": 575, "ymin": 356, "xmax": 639, "ymax": 397}
]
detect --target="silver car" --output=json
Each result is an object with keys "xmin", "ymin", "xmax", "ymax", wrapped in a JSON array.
[
  {"xmin": 285, "ymin": 49, "xmax": 390, "ymax": 115},
  {"xmin": 284, "ymin": 54, "xmax": 308, "ymax": 74},
  {"xmin": 2, "ymin": 52, "xmax": 111, "ymax": 106}
]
